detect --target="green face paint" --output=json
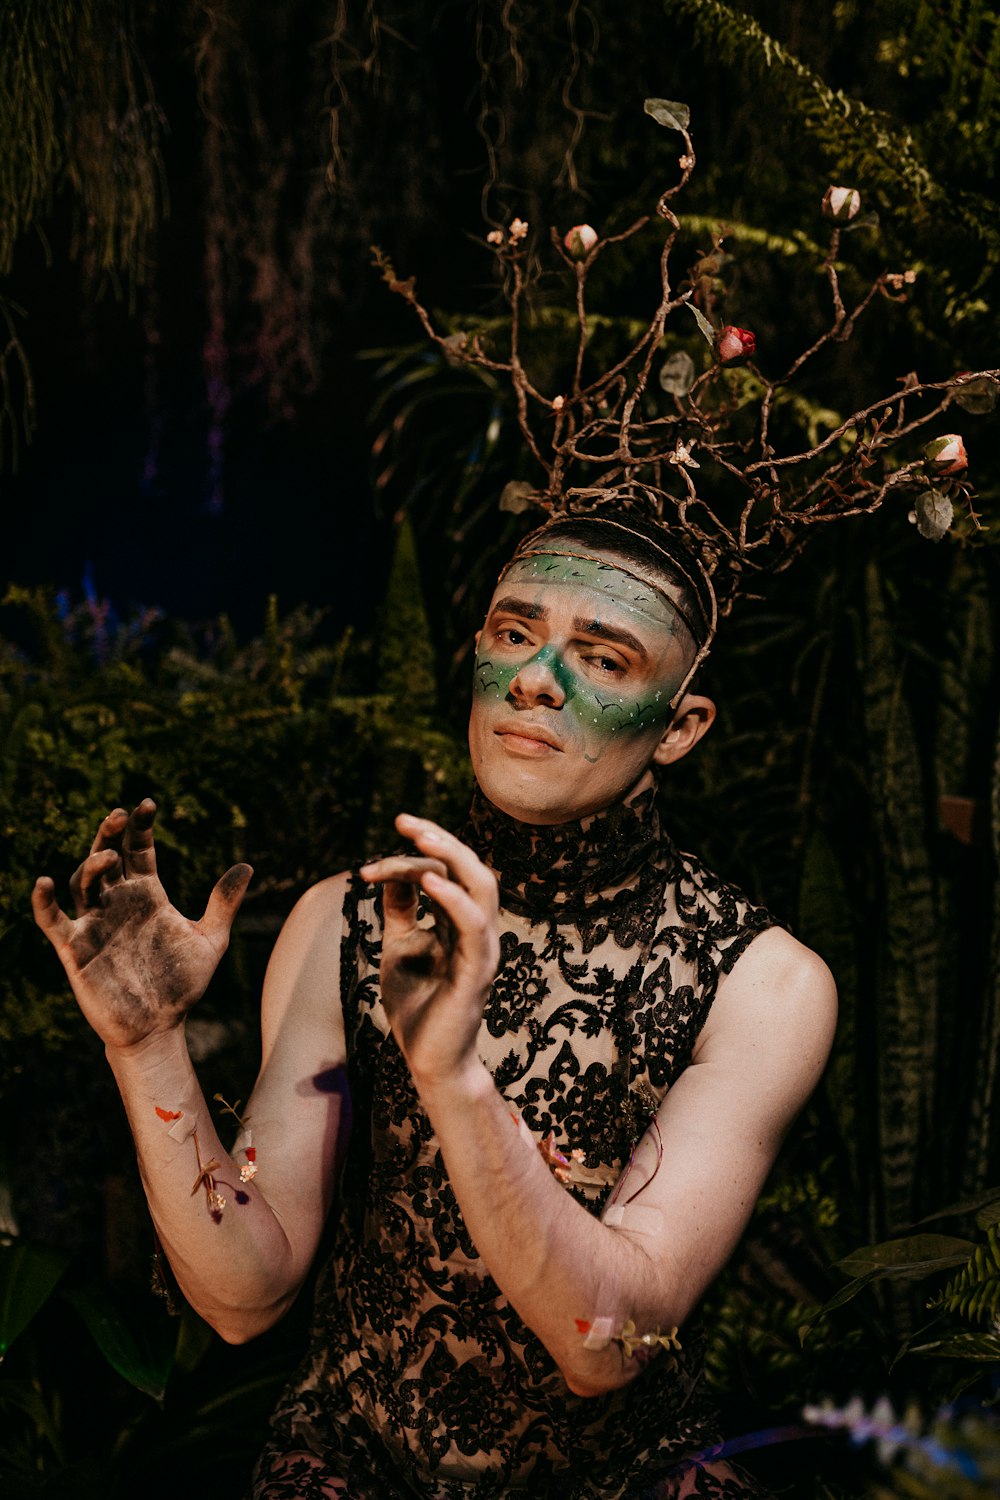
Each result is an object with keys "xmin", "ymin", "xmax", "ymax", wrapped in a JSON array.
[{"xmin": 473, "ymin": 553, "xmax": 689, "ymax": 763}]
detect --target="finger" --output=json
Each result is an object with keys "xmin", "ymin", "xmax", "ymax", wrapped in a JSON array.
[
  {"xmin": 123, "ymin": 798, "xmax": 158, "ymax": 877},
  {"xmin": 420, "ymin": 869, "xmax": 497, "ymax": 973},
  {"xmin": 395, "ymin": 815, "xmax": 499, "ymax": 909},
  {"xmin": 31, "ymin": 877, "xmax": 76, "ymax": 953},
  {"xmin": 69, "ymin": 848, "xmax": 122, "ymax": 915},
  {"xmin": 359, "ymin": 855, "xmax": 448, "ymax": 886},
  {"xmin": 198, "ymin": 864, "xmax": 253, "ymax": 951},
  {"xmin": 383, "ymin": 877, "xmax": 421, "ymax": 919},
  {"xmin": 88, "ymin": 807, "xmax": 127, "ymax": 858}
]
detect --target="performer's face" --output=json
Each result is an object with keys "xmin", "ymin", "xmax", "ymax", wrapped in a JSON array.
[{"xmin": 469, "ymin": 550, "xmax": 703, "ymax": 824}]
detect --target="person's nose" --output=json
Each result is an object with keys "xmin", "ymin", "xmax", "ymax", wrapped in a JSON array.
[{"xmin": 508, "ymin": 648, "xmax": 567, "ymax": 709}]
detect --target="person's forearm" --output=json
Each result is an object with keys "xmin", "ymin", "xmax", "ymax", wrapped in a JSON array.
[
  {"xmin": 107, "ymin": 1027, "xmax": 299, "ymax": 1341},
  {"xmin": 415, "ymin": 1059, "xmax": 679, "ymax": 1396}
]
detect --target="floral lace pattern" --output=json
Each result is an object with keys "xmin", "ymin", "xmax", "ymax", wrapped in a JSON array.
[{"xmin": 257, "ymin": 786, "xmax": 775, "ymax": 1499}]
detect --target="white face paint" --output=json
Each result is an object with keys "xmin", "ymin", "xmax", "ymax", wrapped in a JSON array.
[{"xmin": 468, "ymin": 551, "xmax": 695, "ymax": 824}]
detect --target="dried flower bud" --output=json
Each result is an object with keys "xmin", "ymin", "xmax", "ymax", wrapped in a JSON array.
[
  {"xmin": 822, "ymin": 186, "xmax": 861, "ymax": 221},
  {"xmin": 509, "ymin": 218, "xmax": 529, "ymax": 242},
  {"xmin": 716, "ymin": 326, "xmax": 756, "ymax": 365},
  {"xmin": 486, "ymin": 229, "xmax": 503, "ymax": 245},
  {"xmin": 551, "ymin": 394, "xmax": 565, "ymax": 411},
  {"xmin": 668, "ymin": 440, "xmax": 699, "ymax": 469},
  {"xmin": 678, "ymin": 154, "xmax": 694, "ymax": 170},
  {"xmin": 563, "ymin": 223, "xmax": 598, "ymax": 259},
  {"xmin": 923, "ymin": 434, "xmax": 968, "ymax": 475}
]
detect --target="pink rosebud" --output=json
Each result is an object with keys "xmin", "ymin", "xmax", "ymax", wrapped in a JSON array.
[
  {"xmin": 822, "ymin": 185, "xmax": 861, "ymax": 221},
  {"xmin": 924, "ymin": 434, "xmax": 968, "ymax": 475},
  {"xmin": 563, "ymin": 223, "xmax": 598, "ymax": 259},
  {"xmin": 716, "ymin": 325, "xmax": 756, "ymax": 365}
]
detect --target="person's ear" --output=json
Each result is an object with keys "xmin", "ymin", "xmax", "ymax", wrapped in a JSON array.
[
  {"xmin": 474, "ymin": 628, "xmax": 482, "ymax": 649},
  {"xmin": 652, "ymin": 693, "xmax": 716, "ymax": 766}
]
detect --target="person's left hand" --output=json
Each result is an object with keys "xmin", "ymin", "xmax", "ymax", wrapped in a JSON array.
[{"xmin": 360, "ymin": 815, "xmax": 500, "ymax": 1089}]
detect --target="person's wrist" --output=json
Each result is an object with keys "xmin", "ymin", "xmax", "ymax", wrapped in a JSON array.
[
  {"xmin": 104, "ymin": 1018, "xmax": 189, "ymax": 1069},
  {"xmin": 409, "ymin": 1049, "xmax": 491, "ymax": 1109}
]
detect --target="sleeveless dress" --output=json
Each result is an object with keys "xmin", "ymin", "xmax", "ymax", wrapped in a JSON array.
[{"xmin": 251, "ymin": 783, "xmax": 775, "ymax": 1499}]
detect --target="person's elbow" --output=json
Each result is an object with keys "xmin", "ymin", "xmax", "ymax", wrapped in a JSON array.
[
  {"xmin": 198, "ymin": 1287, "xmax": 299, "ymax": 1345},
  {"xmin": 559, "ymin": 1351, "xmax": 641, "ymax": 1399}
]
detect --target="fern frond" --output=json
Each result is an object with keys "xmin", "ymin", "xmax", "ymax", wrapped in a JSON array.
[{"xmin": 931, "ymin": 1225, "xmax": 1000, "ymax": 1326}]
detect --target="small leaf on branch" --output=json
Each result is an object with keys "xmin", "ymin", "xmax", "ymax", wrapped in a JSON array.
[
  {"xmin": 644, "ymin": 98, "xmax": 691, "ymax": 133},
  {"xmin": 659, "ymin": 351, "xmax": 696, "ymax": 397},
  {"xmin": 913, "ymin": 490, "xmax": 955, "ymax": 542},
  {"xmin": 499, "ymin": 481, "xmax": 538, "ymax": 514},
  {"xmin": 841, "ymin": 210, "xmax": 879, "ymax": 234},
  {"xmin": 684, "ymin": 302, "xmax": 715, "ymax": 346},
  {"xmin": 955, "ymin": 375, "xmax": 1000, "ymax": 414}
]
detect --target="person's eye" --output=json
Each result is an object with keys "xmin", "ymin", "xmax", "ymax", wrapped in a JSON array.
[
  {"xmin": 496, "ymin": 625, "xmax": 530, "ymax": 647},
  {"xmin": 584, "ymin": 653, "xmax": 627, "ymax": 676}
]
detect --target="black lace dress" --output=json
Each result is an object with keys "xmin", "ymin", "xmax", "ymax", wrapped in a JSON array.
[{"xmin": 251, "ymin": 784, "xmax": 775, "ymax": 1499}]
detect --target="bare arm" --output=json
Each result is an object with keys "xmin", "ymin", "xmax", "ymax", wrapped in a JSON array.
[
  {"xmin": 363, "ymin": 816, "xmax": 837, "ymax": 1396},
  {"xmin": 33, "ymin": 803, "xmax": 350, "ymax": 1342}
]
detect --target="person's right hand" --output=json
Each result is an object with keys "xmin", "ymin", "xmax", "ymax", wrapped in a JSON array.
[{"xmin": 32, "ymin": 800, "xmax": 253, "ymax": 1052}]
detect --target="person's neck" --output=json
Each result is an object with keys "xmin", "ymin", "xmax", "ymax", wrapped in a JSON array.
[{"xmin": 466, "ymin": 772, "xmax": 665, "ymax": 916}]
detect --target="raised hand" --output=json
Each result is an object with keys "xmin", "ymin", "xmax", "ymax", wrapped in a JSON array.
[
  {"xmin": 360, "ymin": 815, "xmax": 500, "ymax": 1088},
  {"xmin": 32, "ymin": 800, "xmax": 252, "ymax": 1052}
]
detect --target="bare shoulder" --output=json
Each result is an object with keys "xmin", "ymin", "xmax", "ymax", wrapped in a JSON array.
[
  {"xmin": 694, "ymin": 925, "xmax": 838, "ymax": 1085},
  {"xmin": 278, "ymin": 869, "xmax": 353, "ymax": 935}
]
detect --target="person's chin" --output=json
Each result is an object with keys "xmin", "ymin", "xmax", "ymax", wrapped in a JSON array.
[{"xmin": 476, "ymin": 757, "xmax": 579, "ymax": 825}]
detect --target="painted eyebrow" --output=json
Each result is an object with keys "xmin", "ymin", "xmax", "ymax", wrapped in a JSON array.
[
  {"xmin": 489, "ymin": 599, "xmax": 650, "ymax": 658},
  {"xmin": 489, "ymin": 596, "xmax": 548, "ymax": 621},
  {"xmin": 573, "ymin": 617, "xmax": 648, "ymax": 659}
]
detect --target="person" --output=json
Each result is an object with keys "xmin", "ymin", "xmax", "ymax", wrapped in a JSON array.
[{"xmin": 32, "ymin": 510, "xmax": 837, "ymax": 1499}]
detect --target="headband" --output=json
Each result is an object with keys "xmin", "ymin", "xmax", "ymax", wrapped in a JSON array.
[{"xmin": 501, "ymin": 547, "xmax": 701, "ymax": 643}]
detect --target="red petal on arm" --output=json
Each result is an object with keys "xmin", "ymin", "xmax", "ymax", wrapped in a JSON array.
[
  {"xmin": 574, "ymin": 1319, "xmax": 591, "ymax": 1334},
  {"xmin": 155, "ymin": 1107, "xmax": 183, "ymax": 1122}
]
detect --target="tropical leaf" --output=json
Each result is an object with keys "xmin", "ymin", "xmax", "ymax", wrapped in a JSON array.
[
  {"xmin": 63, "ymin": 1285, "xmax": 178, "ymax": 1404},
  {"xmin": 908, "ymin": 1330, "xmax": 1000, "ymax": 1361},
  {"xmin": 862, "ymin": 564, "xmax": 940, "ymax": 1233},
  {"xmin": 797, "ymin": 827, "xmax": 861, "ymax": 1198},
  {"xmin": 836, "ymin": 1234, "xmax": 977, "ymax": 1279},
  {"xmin": 0, "ymin": 1242, "xmax": 70, "ymax": 1358},
  {"xmin": 912, "ymin": 1185, "xmax": 1000, "ymax": 1227}
]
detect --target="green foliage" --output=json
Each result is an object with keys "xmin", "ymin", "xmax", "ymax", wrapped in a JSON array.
[
  {"xmin": 0, "ymin": 1246, "xmax": 294, "ymax": 1496},
  {"xmin": 0, "ymin": 543, "xmax": 470, "ymax": 1488},
  {"xmin": 0, "ymin": 571, "xmax": 469, "ymax": 1067},
  {"xmin": 931, "ymin": 1223, "xmax": 1000, "ymax": 1327},
  {"xmin": 665, "ymin": 0, "xmax": 1000, "ymax": 329},
  {"xmin": 0, "ymin": 0, "xmax": 164, "ymax": 280},
  {"xmin": 0, "ymin": 1242, "xmax": 69, "ymax": 1358},
  {"xmin": 377, "ymin": 514, "xmax": 437, "ymax": 711}
]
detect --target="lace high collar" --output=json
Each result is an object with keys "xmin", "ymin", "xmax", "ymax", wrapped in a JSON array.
[{"xmin": 465, "ymin": 779, "xmax": 669, "ymax": 919}]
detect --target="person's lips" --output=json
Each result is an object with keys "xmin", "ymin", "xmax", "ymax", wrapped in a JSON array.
[{"xmin": 495, "ymin": 723, "xmax": 563, "ymax": 754}]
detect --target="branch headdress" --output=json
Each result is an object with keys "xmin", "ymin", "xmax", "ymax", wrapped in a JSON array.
[{"xmin": 375, "ymin": 99, "xmax": 998, "ymax": 703}]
